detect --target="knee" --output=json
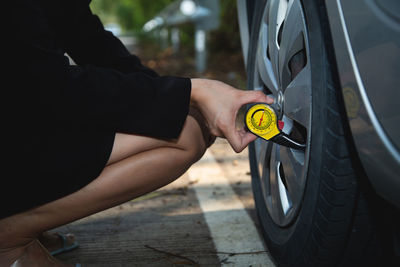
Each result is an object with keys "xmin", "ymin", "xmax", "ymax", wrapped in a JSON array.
[
  {"xmin": 191, "ymin": 140, "xmax": 207, "ymax": 164},
  {"xmin": 181, "ymin": 121, "xmax": 208, "ymax": 164},
  {"xmin": 182, "ymin": 135, "xmax": 206, "ymax": 167}
]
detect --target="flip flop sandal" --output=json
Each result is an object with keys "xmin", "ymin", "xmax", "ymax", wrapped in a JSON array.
[
  {"xmin": 11, "ymin": 239, "xmax": 82, "ymax": 266},
  {"xmin": 50, "ymin": 233, "xmax": 79, "ymax": 256}
]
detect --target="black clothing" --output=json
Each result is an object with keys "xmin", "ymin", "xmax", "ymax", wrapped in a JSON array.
[{"xmin": 4, "ymin": 0, "xmax": 191, "ymax": 218}]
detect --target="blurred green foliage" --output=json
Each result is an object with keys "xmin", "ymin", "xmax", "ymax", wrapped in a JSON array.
[
  {"xmin": 90, "ymin": 0, "xmax": 241, "ymax": 52},
  {"xmin": 91, "ymin": 0, "xmax": 176, "ymax": 33}
]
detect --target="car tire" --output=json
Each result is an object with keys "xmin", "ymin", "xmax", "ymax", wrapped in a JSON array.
[{"xmin": 245, "ymin": 0, "xmax": 395, "ymax": 266}]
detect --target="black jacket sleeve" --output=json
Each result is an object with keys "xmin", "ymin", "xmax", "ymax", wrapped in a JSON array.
[{"xmin": 24, "ymin": 0, "xmax": 191, "ymax": 138}]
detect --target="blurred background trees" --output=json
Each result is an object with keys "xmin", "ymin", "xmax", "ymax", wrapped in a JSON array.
[
  {"xmin": 90, "ymin": 0, "xmax": 246, "ymax": 88},
  {"xmin": 90, "ymin": 0, "xmax": 241, "ymax": 52},
  {"xmin": 90, "ymin": 0, "xmax": 176, "ymax": 34}
]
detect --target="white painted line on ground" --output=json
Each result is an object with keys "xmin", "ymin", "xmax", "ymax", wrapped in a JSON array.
[{"xmin": 187, "ymin": 150, "xmax": 275, "ymax": 266}]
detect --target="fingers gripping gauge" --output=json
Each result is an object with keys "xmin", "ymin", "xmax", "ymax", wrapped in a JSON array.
[{"xmin": 245, "ymin": 103, "xmax": 306, "ymax": 150}]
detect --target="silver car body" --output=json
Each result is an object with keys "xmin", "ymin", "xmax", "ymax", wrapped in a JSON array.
[{"xmin": 237, "ymin": 0, "xmax": 400, "ymax": 207}]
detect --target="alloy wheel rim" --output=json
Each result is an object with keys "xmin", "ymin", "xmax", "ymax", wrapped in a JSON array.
[{"xmin": 252, "ymin": 0, "xmax": 312, "ymax": 227}]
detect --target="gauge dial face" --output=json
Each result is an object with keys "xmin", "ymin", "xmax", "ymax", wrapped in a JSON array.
[
  {"xmin": 245, "ymin": 103, "xmax": 280, "ymax": 139},
  {"xmin": 250, "ymin": 108, "xmax": 272, "ymax": 131}
]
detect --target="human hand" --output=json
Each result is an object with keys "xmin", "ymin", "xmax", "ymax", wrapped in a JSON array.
[{"xmin": 190, "ymin": 78, "xmax": 274, "ymax": 152}]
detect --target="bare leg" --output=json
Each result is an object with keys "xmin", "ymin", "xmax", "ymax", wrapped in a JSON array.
[{"xmin": 0, "ymin": 116, "xmax": 208, "ymax": 266}]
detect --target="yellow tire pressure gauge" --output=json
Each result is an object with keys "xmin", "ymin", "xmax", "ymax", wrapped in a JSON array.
[
  {"xmin": 245, "ymin": 103, "xmax": 280, "ymax": 140},
  {"xmin": 245, "ymin": 103, "xmax": 306, "ymax": 150}
]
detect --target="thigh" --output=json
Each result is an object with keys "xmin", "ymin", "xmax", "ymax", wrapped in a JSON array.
[
  {"xmin": 106, "ymin": 133, "xmax": 175, "ymax": 165},
  {"xmin": 107, "ymin": 116, "xmax": 204, "ymax": 165}
]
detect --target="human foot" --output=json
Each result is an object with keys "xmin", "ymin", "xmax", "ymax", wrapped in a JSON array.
[
  {"xmin": 2, "ymin": 239, "xmax": 76, "ymax": 267},
  {"xmin": 38, "ymin": 232, "xmax": 79, "ymax": 255}
]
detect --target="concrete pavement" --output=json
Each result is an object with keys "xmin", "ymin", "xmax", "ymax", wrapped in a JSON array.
[{"xmin": 53, "ymin": 138, "xmax": 276, "ymax": 267}]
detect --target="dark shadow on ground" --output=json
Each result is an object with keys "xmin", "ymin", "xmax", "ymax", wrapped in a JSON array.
[{"xmin": 53, "ymin": 182, "xmax": 260, "ymax": 267}]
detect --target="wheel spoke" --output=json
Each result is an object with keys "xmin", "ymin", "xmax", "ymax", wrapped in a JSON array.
[
  {"xmin": 256, "ymin": 139, "xmax": 273, "ymax": 211},
  {"xmin": 283, "ymin": 65, "xmax": 311, "ymax": 128},
  {"xmin": 277, "ymin": 161, "xmax": 292, "ymax": 215},
  {"xmin": 257, "ymin": 27, "xmax": 278, "ymax": 93},
  {"xmin": 268, "ymin": 144, "xmax": 284, "ymax": 220},
  {"xmin": 278, "ymin": 0, "xmax": 307, "ymax": 90},
  {"xmin": 263, "ymin": 0, "xmax": 272, "ymax": 26},
  {"xmin": 279, "ymin": 145, "xmax": 304, "ymax": 205},
  {"xmin": 255, "ymin": 138, "xmax": 269, "ymax": 177},
  {"xmin": 268, "ymin": 0, "xmax": 288, "ymax": 88}
]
